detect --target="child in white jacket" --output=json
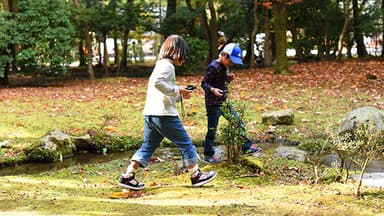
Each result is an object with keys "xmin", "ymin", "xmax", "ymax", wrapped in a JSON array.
[{"xmin": 118, "ymin": 35, "xmax": 217, "ymax": 190}]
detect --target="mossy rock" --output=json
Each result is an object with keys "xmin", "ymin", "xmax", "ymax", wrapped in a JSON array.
[
  {"xmin": 240, "ymin": 156, "xmax": 264, "ymax": 172},
  {"xmin": 25, "ymin": 142, "xmax": 61, "ymax": 162}
]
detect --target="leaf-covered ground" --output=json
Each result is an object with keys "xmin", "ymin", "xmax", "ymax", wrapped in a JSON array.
[{"xmin": 0, "ymin": 60, "xmax": 384, "ymax": 215}]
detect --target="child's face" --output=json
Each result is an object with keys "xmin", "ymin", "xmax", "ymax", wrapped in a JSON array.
[{"xmin": 222, "ymin": 53, "xmax": 234, "ymax": 67}]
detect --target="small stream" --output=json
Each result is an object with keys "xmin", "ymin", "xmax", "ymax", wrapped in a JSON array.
[
  {"xmin": 0, "ymin": 151, "xmax": 129, "ymax": 176},
  {"xmin": 0, "ymin": 144, "xmax": 383, "ymax": 180}
]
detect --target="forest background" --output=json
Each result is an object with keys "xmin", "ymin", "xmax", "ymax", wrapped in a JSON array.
[{"xmin": 0, "ymin": 0, "xmax": 384, "ymax": 215}]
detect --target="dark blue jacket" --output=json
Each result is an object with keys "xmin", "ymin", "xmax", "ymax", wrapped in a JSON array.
[{"xmin": 200, "ymin": 60, "xmax": 230, "ymax": 106}]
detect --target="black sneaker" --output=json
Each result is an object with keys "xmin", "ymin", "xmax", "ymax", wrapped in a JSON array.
[
  {"xmin": 118, "ymin": 175, "xmax": 145, "ymax": 190},
  {"xmin": 191, "ymin": 170, "xmax": 217, "ymax": 187}
]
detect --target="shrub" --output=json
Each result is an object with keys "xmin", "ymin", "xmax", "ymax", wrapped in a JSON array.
[
  {"xmin": 220, "ymin": 100, "xmax": 248, "ymax": 164},
  {"xmin": 332, "ymin": 124, "xmax": 384, "ymax": 197},
  {"xmin": 180, "ymin": 37, "xmax": 209, "ymax": 74}
]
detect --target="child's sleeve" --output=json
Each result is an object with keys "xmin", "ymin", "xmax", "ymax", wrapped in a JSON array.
[{"xmin": 153, "ymin": 65, "xmax": 179, "ymax": 97}]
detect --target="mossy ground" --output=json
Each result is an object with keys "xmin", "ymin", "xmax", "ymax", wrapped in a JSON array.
[
  {"xmin": 0, "ymin": 150, "xmax": 383, "ymax": 215},
  {"xmin": 0, "ymin": 60, "xmax": 383, "ymax": 215}
]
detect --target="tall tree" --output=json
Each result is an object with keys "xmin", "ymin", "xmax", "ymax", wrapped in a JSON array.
[
  {"xmin": 382, "ymin": 0, "xmax": 384, "ymax": 57},
  {"xmin": 272, "ymin": 1, "xmax": 289, "ymax": 74},
  {"xmin": 15, "ymin": 0, "xmax": 74, "ymax": 77},
  {"xmin": 73, "ymin": 0, "xmax": 95, "ymax": 80},
  {"xmin": 337, "ymin": 0, "xmax": 351, "ymax": 61},
  {"xmin": 352, "ymin": 0, "xmax": 368, "ymax": 57},
  {"xmin": 164, "ymin": 0, "xmax": 176, "ymax": 38},
  {"xmin": 200, "ymin": 0, "xmax": 218, "ymax": 60},
  {"xmin": 117, "ymin": 0, "xmax": 145, "ymax": 75},
  {"xmin": 0, "ymin": 0, "xmax": 18, "ymax": 85},
  {"xmin": 262, "ymin": 5, "xmax": 273, "ymax": 67},
  {"xmin": 250, "ymin": 0, "xmax": 259, "ymax": 68}
]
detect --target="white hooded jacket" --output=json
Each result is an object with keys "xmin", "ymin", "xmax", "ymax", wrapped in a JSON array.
[{"xmin": 143, "ymin": 59, "xmax": 181, "ymax": 116}]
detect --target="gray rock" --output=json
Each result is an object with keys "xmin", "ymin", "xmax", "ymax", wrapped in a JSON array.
[
  {"xmin": 27, "ymin": 129, "xmax": 77, "ymax": 162},
  {"xmin": 340, "ymin": 106, "xmax": 384, "ymax": 133},
  {"xmin": 70, "ymin": 134, "xmax": 92, "ymax": 150},
  {"xmin": 320, "ymin": 154, "xmax": 342, "ymax": 167},
  {"xmin": 262, "ymin": 109, "xmax": 294, "ymax": 125},
  {"xmin": 351, "ymin": 172, "xmax": 384, "ymax": 188},
  {"xmin": 0, "ymin": 140, "xmax": 12, "ymax": 149},
  {"xmin": 273, "ymin": 146, "xmax": 307, "ymax": 162}
]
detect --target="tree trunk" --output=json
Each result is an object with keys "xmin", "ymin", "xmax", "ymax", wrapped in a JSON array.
[
  {"xmin": 207, "ymin": 0, "xmax": 218, "ymax": 60},
  {"xmin": 336, "ymin": 0, "xmax": 351, "ymax": 61},
  {"xmin": 382, "ymin": 0, "xmax": 384, "ymax": 57},
  {"xmin": 185, "ymin": 0, "xmax": 196, "ymax": 37},
  {"xmin": 164, "ymin": 0, "xmax": 176, "ymax": 38},
  {"xmin": 103, "ymin": 35, "xmax": 109, "ymax": 76},
  {"xmin": 118, "ymin": 30, "xmax": 129, "ymax": 75},
  {"xmin": 78, "ymin": 40, "xmax": 86, "ymax": 66},
  {"xmin": 272, "ymin": 2, "xmax": 289, "ymax": 74},
  {"xmin": 198, "ymin": 1, "xmax": 217, "ymax": 61},
  {"xmin": 250, "ymin": 0, "xmax": 258, "ymax": 68},
  {"xmin": 114, "ymin": 37, "xmax": 119, "ymax": 66},
  {"xmin": 73, "ymin": 0, "xmax": 95, "ymax": 80},
  {"xmin": 352, "ymin": 0, "xmax": 367, "ymax": 57},
  {"xmin": 263, "ymin": 7, "xmax": 272, "ymax": 67},
  {"xmin": 198, "ymin": 1, "xmax": 209, "ymax": 48},
  {"xmin": 290, "ymin": 20, "xmax": 305, "ymax": 62},
  {"xmin": 1, "ymin": 0, "xmax": 19, "ymax": 85},
  {"xmin": 84, "ymin": 25, "xmax": 95, "ymax": 80}
]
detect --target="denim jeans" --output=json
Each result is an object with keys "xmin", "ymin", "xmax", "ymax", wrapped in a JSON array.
[
  {"xmin": 204, "ymin": 104, "xmax": 252, "ymax": 157},
  {"xmin": 131, "ymin": 115, "xmax": 199, "ymax": 167}
]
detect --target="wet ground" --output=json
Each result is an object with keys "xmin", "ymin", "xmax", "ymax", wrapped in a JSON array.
[
  {"xmin": 0, "ymin": 151, "xmax": 129, "ymax": 176},
  {"xmin": 1, "ymin": 143, "xmax": 383, "ymax": 188}
]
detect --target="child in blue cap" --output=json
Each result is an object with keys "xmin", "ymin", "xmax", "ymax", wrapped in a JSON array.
[{"xmin": 201, "ymin": 43, "xmax": 262, "ymax": 163}]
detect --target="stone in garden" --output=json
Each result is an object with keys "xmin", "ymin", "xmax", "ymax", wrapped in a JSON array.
[
  {"xmin": 0, "ymin": 140, "xmax": 12, "ymax": 149},
  {"xmin": 70, "ymin": 134, "xmax": 92, "ymax": 150},
  {"xmin": 26, "ymin": 129, "xmax": 76, "ymax": 162},
  {"xmin": 339, "ymin": 106, "xmax": 384, "ymax": 133},
  {"xmin": 273, "ymin": 146, "xmax": 307, "ymax": 162},
  {"xmin": 351, "ymin": 172, "xmax": 384, "ymax": 188},
  {"xmin": 262, "ymin": 109, "xmax": 294, "ymax": 125}
]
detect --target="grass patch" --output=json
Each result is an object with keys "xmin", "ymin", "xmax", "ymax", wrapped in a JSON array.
[{"xmin": 0, "ymin": 60, "xmax": 383, "ymax": 214}]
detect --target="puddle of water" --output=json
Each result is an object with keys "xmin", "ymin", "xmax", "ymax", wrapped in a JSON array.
[
  {"xmin": 0, "ymin": 151, "xmax": 129, "ymax": 176},
  {"xmin": 1, "ymin": 143, "xmax": 382, "ymax": 176}
]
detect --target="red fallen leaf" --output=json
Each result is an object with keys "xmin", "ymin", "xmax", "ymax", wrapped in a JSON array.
[
  {"xmin": 109, "ymin": 191, "xmax": 145, "ymax": 199},
  {"xmin": 104, "ymin": 127, "xmax": 116, "ymax": 132},
  {"xmin": 149, "ymin": 181, "xmax": 159, "ymax": 186}
]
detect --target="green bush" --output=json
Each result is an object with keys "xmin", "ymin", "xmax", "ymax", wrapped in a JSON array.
[
  {"xmin": 220, "ymin": 100, "xmax": 248, "ymax": 164},
  {"xmin": 180, "ymin": 37, "xmax": 209, "ymax": 74},
  {"xmin": 89, "ymin": 129, "xmax": 141, "ymax": 153},
  {"xmin": 332, "ymin": 124, "xmax": 384, "ymax": 196},
  {"xmin": 25, "ymin": 142, "xmax": 61, "ymax": 162}
]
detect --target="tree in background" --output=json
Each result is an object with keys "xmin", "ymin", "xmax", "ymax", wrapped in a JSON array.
[
  {"xmin": 117, "ymin": 0, "xmax": 148, "ymax": 75},
  {"xmin": 0, "ymin": 0, "xmax": 18, "ymax": 85},
  {"xmin": 352, "ymin": 0, "xmax": 368, "ymax": 58},
  {"xmin": 89, "ymin": 0, "xmax": 119, "ymax": 76},
  {"xmin": 72, "ymin": 0, "xmax": 95, "ymax": 80},
  {"xmin": 249, "ymin": 0, "xmax": 259, "ymax": 69},
  {"xmin": 337, "ymin": 0, "xmax": 351, "ymax": 61},
  {"xmin": 0, "ymin": 12, "xmax": 14, "ymax": 85},
  {"xmin": 15, "ymin": 0, "xmax": 74, "ymax": 77}
]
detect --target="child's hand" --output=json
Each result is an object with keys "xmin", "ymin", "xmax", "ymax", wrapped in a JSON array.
[
  {"xmin": 179, "ymin": 87, "xmax": 192, "ymax": 99},
  {"xmin": 210, "ymin": 88, "xmax": 224, "ymax": 97},
  {"xmin": 227, "ymin": 73, "xmax": 235, "ymax": 81}
]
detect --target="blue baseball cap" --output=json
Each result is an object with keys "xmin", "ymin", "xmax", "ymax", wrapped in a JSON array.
[{"xmin": 221, "ymin": 43, "xmax": 243, "ymax": 65}]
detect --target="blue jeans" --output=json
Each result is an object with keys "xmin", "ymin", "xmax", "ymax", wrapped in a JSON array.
[
  {"xmin": 204, "ymin": 104, "xmax": 252, "ymax": 157},
  {"xmin": 131, "ymin": 115, "xmax": 199, "ymax": 167}
]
